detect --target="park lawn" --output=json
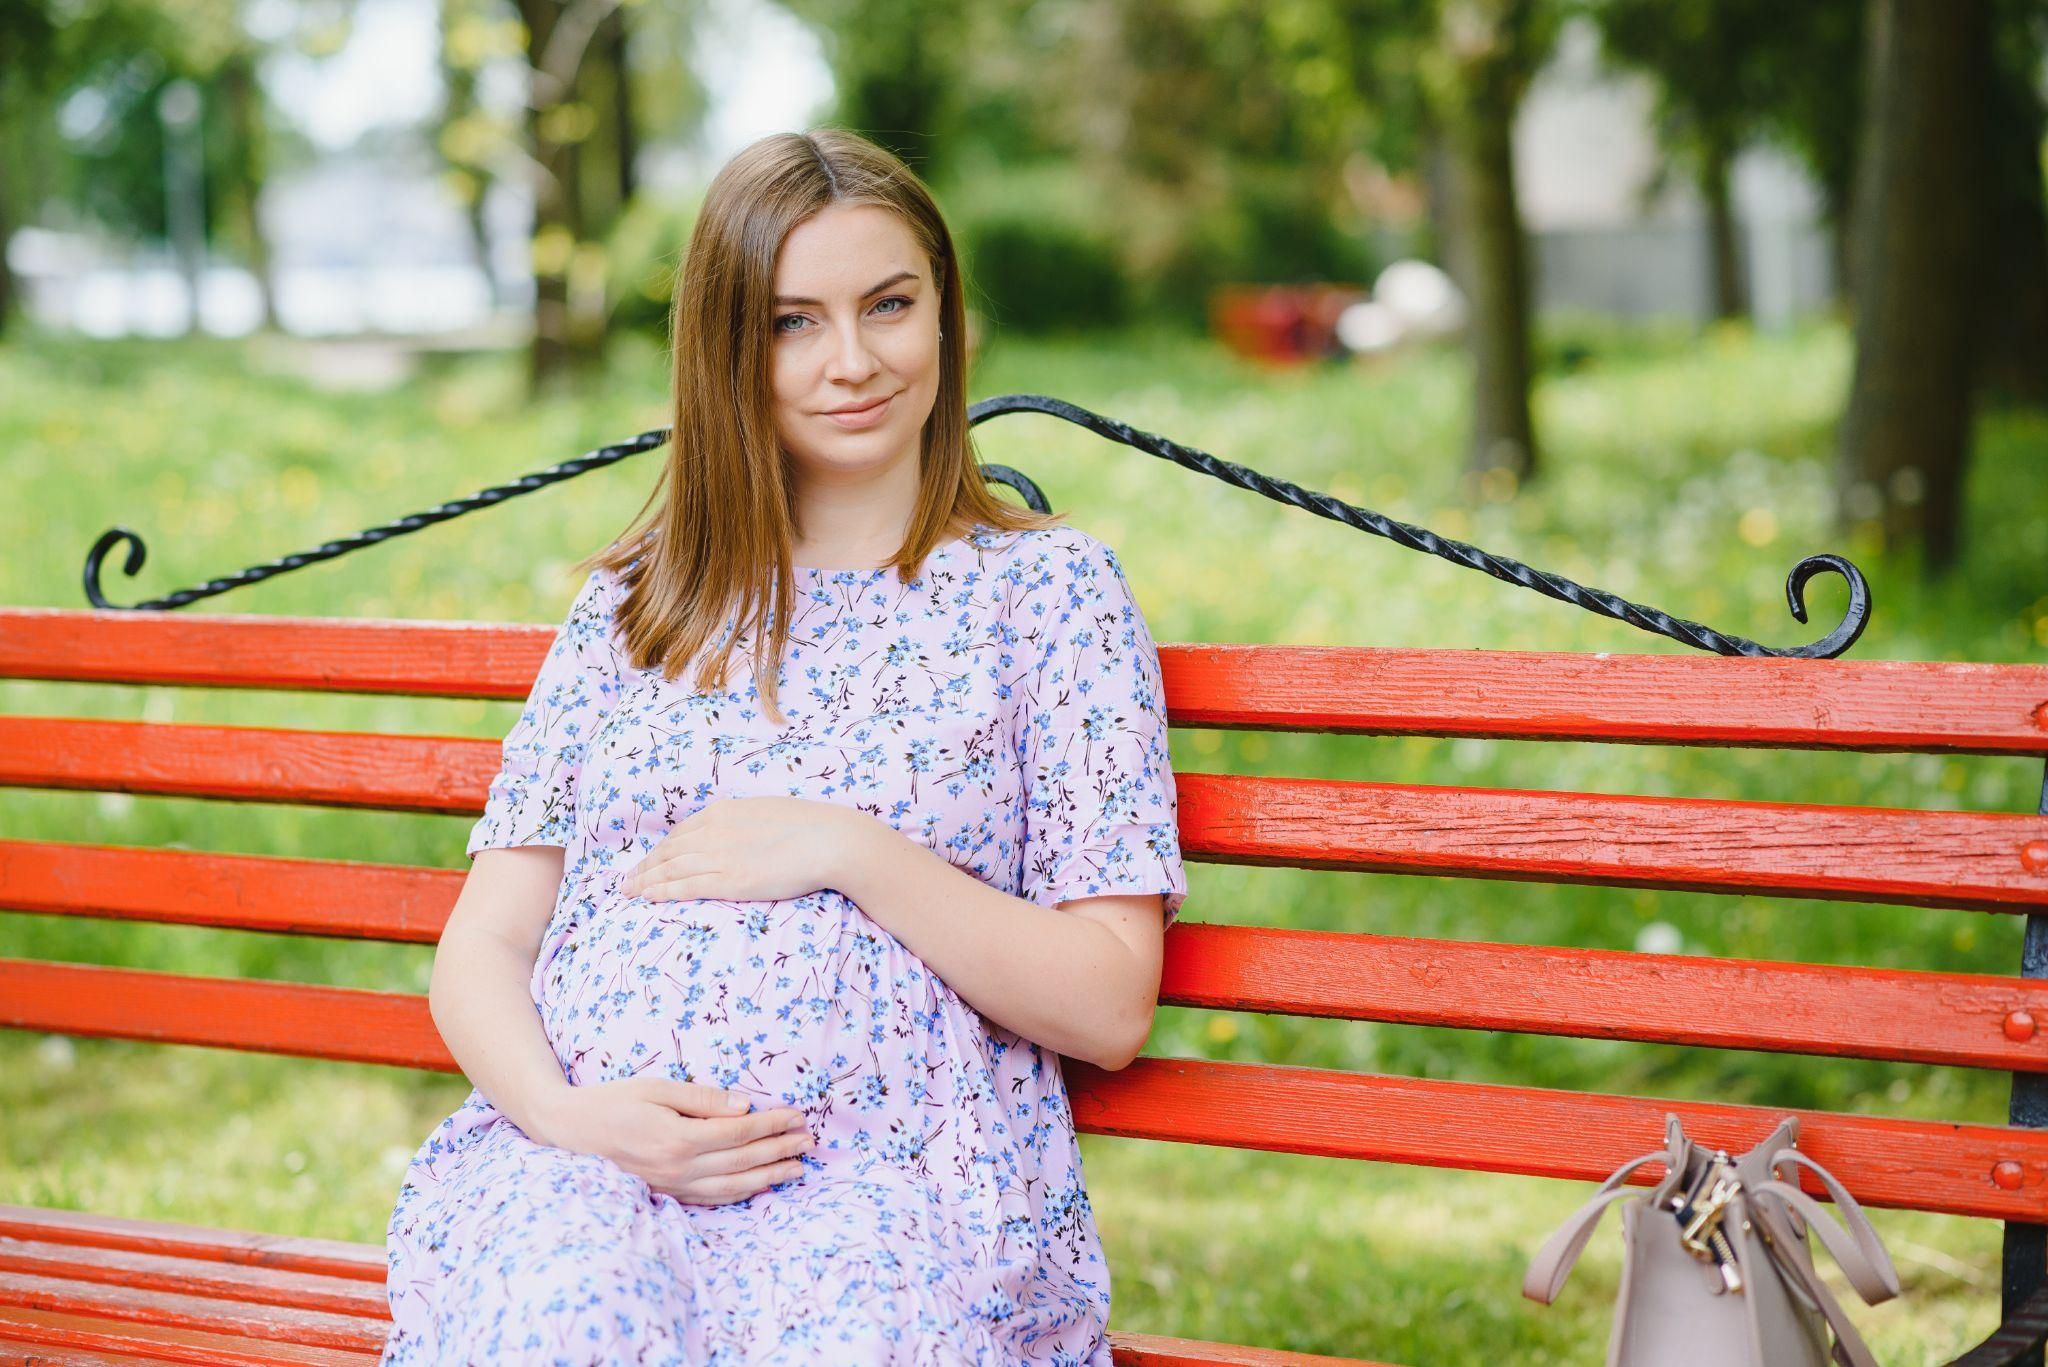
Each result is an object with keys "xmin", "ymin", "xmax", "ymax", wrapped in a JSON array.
[{"xmin": 3, "ymin": 314, "xmax": 2045, "ymax": 1361}]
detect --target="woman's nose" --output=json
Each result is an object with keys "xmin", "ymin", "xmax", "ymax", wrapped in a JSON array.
[{"xmin": 824, "ymin": 322, "xmax": 880, "ymax": 381}]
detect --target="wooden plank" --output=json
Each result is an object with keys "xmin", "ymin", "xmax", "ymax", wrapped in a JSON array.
[
  {"xmin": 0, "ymin": 842, "xmax": 454, "ymax": 945},
  {"xmin": 0, "ymin": 1276, "xmax": 381, "ymax": 1358},
  {"xmin": 0, "ymin": 1211, "xmax": 382, "ymax": 1286},
  {"xmin": 8, "ymin": 922, "xmax": 2045, "ymax": 1076},
  {"xmin": 5, "ymin": 730, "xmax": 2045, "ymax": 911},
  {"xmin": 0, "ymin": 720, "xmax": 491, "ymax": 817},
  {"xmin": 1066, "ymin": 1056, "xmax": 2048, "ymax": 1223},
  {"xmin": 1160, "ymin": 923, "xmax": 2048, "ymax": 1071},
  {"xmin": 1108, "ymin": 1331, "xmax": 1391, "ymax": 1367},
  {"xmin": 3, "ymin": 963, "xmax": 2043, "ymax": 1221},
  {"xmin": 0, "ymin": 1329, "xmax": 202, "ymax": 1365},
  {"xmin": 0, "ymin": 963, "xmax": 447, "ymax": 1073},
  {"xmin": 1176, "ymin": 772, "xmax": 2048, "ymax": 913},
  {"xmin": 0, "ymin": 1319, "xmax": 1385, "ymax": 1367},
  {"xmin": 0, "ymin": 1306, "xmax": 374, "ymax": 1365},
  {"xmin": 0, "ymin": 1212, "xmax": 1390, "ymax": 1367},
  {"xmin": 0, "ymin": 609, "xmax": 539, "ymax": 702},
  {"xmin": 1160, "ymin": 645, "xmax": 2048, "ymax": 754},
  {"xmin": 5, "ymin": 607, "xmax": 2046, "ymax": 754},
  {"xmin": 0, "ymin": 1241, "xmax": 384, "ymax": 1321}
]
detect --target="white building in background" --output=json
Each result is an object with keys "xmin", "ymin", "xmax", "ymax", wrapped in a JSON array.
[
  {"xmin": 8, "ymin": 6, "xmax": 1831, "ymax": 338},
  {"xmin": 9, "ymin": 0, "xmax": 830, "ymax": 340},
  {"xmin": 1514, "ymin": 16, "xmax": 1836, "ymax": 327}
]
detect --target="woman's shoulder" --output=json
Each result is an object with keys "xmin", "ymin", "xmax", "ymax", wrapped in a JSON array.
[{"xmin": 973, "ymin": 520, "xmax": 1122, "ymax": 579}]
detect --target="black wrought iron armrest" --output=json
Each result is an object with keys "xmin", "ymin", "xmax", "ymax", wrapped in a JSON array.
[{"xmin": 1945, "ymin": 1284, "xmax": 2048, "ymax": 1366}]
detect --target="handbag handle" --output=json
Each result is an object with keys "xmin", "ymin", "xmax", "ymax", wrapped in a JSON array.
[
  {"xmin": 1522, "ymin": 1147, "xmax": 1671, "ymax": 1304},
  {"xmin": 1737, "ymin": 1184, "xmax": 1884, "ymax": 1367},
  {"xmin": 1524, "ymin": 1135, "xmax": 1902, "ymax": 1367},
  {"xmin": 1758, "ymin": 1149, "xmax": 1902, "ymax": 1306}
]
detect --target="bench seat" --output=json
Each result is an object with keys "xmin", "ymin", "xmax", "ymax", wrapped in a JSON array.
[
  {"xmin": 5, "ymin": 605, "xmax": 2048, "ymax": 1363},
  {"xmin": 0, "ymin": 1204, "xmax": 1379, "ymax": 1367}
]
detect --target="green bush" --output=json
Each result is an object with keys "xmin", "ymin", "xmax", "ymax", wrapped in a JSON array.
[
  {"xmin": 958, "ymin": 213, "xmax": 1133, "ymax": 333},
  {"xmin": 603, "ymin": 191, "xmax": 704, "ymax": 336},
  {"xmin": 1141, "ymin": 168, "xmax": 1380, "ymax": 328}
]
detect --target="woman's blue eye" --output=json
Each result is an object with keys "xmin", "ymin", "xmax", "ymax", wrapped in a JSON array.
[{"xmin": 773, "ymin": 296, "xmax": 912, "ymax": 336}]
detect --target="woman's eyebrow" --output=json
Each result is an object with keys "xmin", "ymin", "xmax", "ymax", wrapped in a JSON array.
[{"xmin": 774, "ymin": 271, "xmax": 920, "ymax": 307}]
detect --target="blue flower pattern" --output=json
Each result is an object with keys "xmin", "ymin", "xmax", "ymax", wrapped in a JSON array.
[{"xmin": 381, "ymin": 523, "xmax": 1186, "ymax": 1364}]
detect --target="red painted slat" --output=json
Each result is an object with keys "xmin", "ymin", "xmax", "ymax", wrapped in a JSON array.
[
  {"xmin": 0, "ymin": 719, "xmax": 491, "ymax": 816},
  {"xmin": 7, "ymin": 841, "xmax": 2048, "ymax": 1071},
  {"xmin": 0, "ymin": 962, "xmax": 448, "ymax": 1072},
  {"xmin": 0, "ymin": 1271, "xmax": 384, "ymax": 1352},
  {"xmin": 0, "ymin": 1304, "xmax": 375, "ymax": 1365},
  {"xmin": 0, "ymin": 1213, "xmax": 1392, "ymax": 1360},
  {"xmin": 3, "ymin": 607, "xmax": 2044, "ymax": 754},
  {"xmin": 1107, "ymin": 1332, "xmax": 1389, "ymax": 1367},
  {"xmin": 0, "ymin": 1210, "xmax": 383, "ymax": 1287},
  {"xmin": 2, "ymin": 962, "xmax": 2042, "ymax": 1221},
  {"xmin": 1178, "ymin": 773, "xmax": 2048, "ymax": 912},
  {"xmin": 1161, "ymin": 644, "xmax": 2048, "ymax": 754},
  {"xmin": 1066, "ymin": 1056, "xmax": 2048, "ymax": 1223},
  {"xmin": 0, "ymin": 608, "xmax": 539, "ymax": 701},
  {"xmin": 4, "ymin": 727, "xmax": 2045, "ymax": 912},
  {"xmin": 0, "ymin": 1240, "xmax": 385, "ymax": 1321},
  {"xmin": 0, "ymin": 842, "xmax": 456, "ymax": 944},
  {"xmin": 0, "ymin": 1329, "xmax": 203, "ymax": 1366},
  {"xmin": 1160, "ymin": 923, "xmax": 2048, "ymax": 1071}
]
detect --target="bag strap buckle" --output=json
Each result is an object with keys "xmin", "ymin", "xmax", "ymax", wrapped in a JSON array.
[{"xmin": 1667, "ymin": 1151, "xmax": 1746, "ymax": 1292}]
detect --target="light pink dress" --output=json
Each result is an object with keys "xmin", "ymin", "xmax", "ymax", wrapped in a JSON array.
[{"xmin": 381, "ymin": 521, "xmax": 1187, "ymax": 1365}]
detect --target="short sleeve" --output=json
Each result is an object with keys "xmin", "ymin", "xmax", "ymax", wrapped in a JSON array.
[
  {"xmin": 466, "ymin": 566, "xmax": 627, "ymax": 860},
  {"xmin": 1011, "ymin": 531, "xmax": 1189, "ymax": 923}
]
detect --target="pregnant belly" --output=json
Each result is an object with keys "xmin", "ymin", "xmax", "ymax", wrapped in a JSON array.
[{"xmin": 533, "ymin": 874, "xmax": 961, "ymax": 1125}]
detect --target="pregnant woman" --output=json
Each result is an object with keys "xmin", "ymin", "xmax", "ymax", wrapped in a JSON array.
[{"xmin": 380, "ymin": 127, "xmax": 1188, "ymax": 1365}]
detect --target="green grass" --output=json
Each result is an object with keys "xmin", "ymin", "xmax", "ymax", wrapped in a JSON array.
[{"xmin": 3, "ymin": 314, "xmax": 2046, "ymax": 1362}]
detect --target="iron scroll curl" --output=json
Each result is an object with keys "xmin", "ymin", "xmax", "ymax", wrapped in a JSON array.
[{"xmin": 79, "ymin": 393, "xmax": 1870, "ymax": 659}]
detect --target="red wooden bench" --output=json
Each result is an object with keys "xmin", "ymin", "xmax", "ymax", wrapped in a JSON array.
[{"xmin": 4, "ymin": 604, "xmax": 2048, "ymax": 1365}]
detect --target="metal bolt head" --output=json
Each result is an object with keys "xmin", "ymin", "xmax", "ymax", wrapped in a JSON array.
[
  {"xmin": 2007, "ymin": 1010, "xmax": 2038, "ymax": 1042},
  {"xmin": 1994, "ymin": 1161, "xmax": 2026, "ymax": 1191}
]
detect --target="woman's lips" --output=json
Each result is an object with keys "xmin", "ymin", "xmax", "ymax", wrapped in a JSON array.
[{"xmin": 821, "ymin": 393, "xmax": 895, "ymax": 429}]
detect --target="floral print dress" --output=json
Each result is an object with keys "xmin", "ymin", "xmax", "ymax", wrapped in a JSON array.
[{"xmin": 381, "ymin": 522, "xmax": 1188, "ymax": 1366}]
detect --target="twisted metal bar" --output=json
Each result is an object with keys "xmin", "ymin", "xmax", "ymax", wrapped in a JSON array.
[
  {"xmin": 965, "ymin": 394, "xmax": 1870, "ymax": 659},
  {"xmin": 79, "ymin": 392, "xmax": 1869, "ymax": 658}
]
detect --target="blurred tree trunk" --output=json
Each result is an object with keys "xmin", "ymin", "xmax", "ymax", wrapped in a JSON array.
[
  {"xmin": 603, "ymin": 6, "xmax": 636, "ymax": 206},
  {"xmin": 218, "ymin": 54, "xmax": 277, "ymax": 332},
  {"xmin": 1698, "ymin": 127, "xmax": 1746, "ymax": 321},
  {"xmin": 436, "ymin": 5, "xmax": 500, "ymax": 311},
  {"xmin": 518, "ymin": 0, "xmax": 607, "ymax": 394},
  {"xmin": 780, "ymin": 0, "xmax": 960, "ymax": 178},
  {"xmin": 0, "ymin": 177, "xmax": 14, "ymax": 336},
  {"xmin": 1974, "ymin": 0, "xmax": 2048, "ymax": 407},
  {"xmin": 1427, "ymin": 0, "xmax": 1542, "ymax": 484},
  {"xmin": 1834, "ymin": 0, "xmax": 1990, "ymax": 575}
]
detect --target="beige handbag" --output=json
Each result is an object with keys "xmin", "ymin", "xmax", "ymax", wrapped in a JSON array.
[{"xmin": 1523, "ymin": 1113, "xmax": 1902, "ymax": 1366}]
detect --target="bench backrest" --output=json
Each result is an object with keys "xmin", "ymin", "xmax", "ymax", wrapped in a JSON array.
[{"xmin": 4, "ymin": 605, "xmax": 2048, "ymax": 1235}]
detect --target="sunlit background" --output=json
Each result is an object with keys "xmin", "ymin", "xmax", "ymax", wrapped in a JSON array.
[{"xmin": 4, "ymin": 1, "xmax": 2047, "ymax": 1363}]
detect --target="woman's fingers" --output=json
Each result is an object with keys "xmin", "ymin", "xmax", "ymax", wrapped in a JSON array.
[
  {"xmin": 654, "ymin": 1156, "xmax": 808, "ymax": 1205},
  {"xmin": 624, "ymin": 850, "xmax": 719, "ymax": 898},
  {"xmin": 692, "ymin": 1122, "xmax": 816, "ymax": 1177}
]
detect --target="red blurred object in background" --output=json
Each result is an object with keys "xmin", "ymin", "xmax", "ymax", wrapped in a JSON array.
[{"xmin": 1209, "ymin": 283, "xmax": 1369, "ymax": 364}]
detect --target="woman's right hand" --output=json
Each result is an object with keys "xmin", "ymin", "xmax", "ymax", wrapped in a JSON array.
[{"xmin": 540, "ymin": 1076, "xmax": 815, "ymax": 1204}]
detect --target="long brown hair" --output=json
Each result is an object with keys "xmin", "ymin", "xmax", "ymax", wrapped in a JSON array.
[{"xmin": 577, "ymin": 127, "xmax": 1064, "ymax": 727}]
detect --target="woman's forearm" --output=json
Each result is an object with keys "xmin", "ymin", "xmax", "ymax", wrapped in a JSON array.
[
  {"xmin": 828, "ymin": 826, "xmax": 1158, "ymax": 1070},
  {"xmin": 428, "ymin": 923, "xmax": 576, "ymax": 1146}
]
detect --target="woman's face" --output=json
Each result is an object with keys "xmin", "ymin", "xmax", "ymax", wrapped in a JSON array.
[{"xmin": 769, "ymin": 201, "xmax": 941, "ymax": 486}]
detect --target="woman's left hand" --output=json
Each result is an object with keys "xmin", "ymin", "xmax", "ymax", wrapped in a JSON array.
[{"xmin": 618, "ymin": 797, "xmax": 877, "ymax": 902}]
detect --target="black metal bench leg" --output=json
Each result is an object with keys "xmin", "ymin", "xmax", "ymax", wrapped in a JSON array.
[{"xmin": 1948, "ymin": 766, "xmax": 2048, "ymax": 1367}]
